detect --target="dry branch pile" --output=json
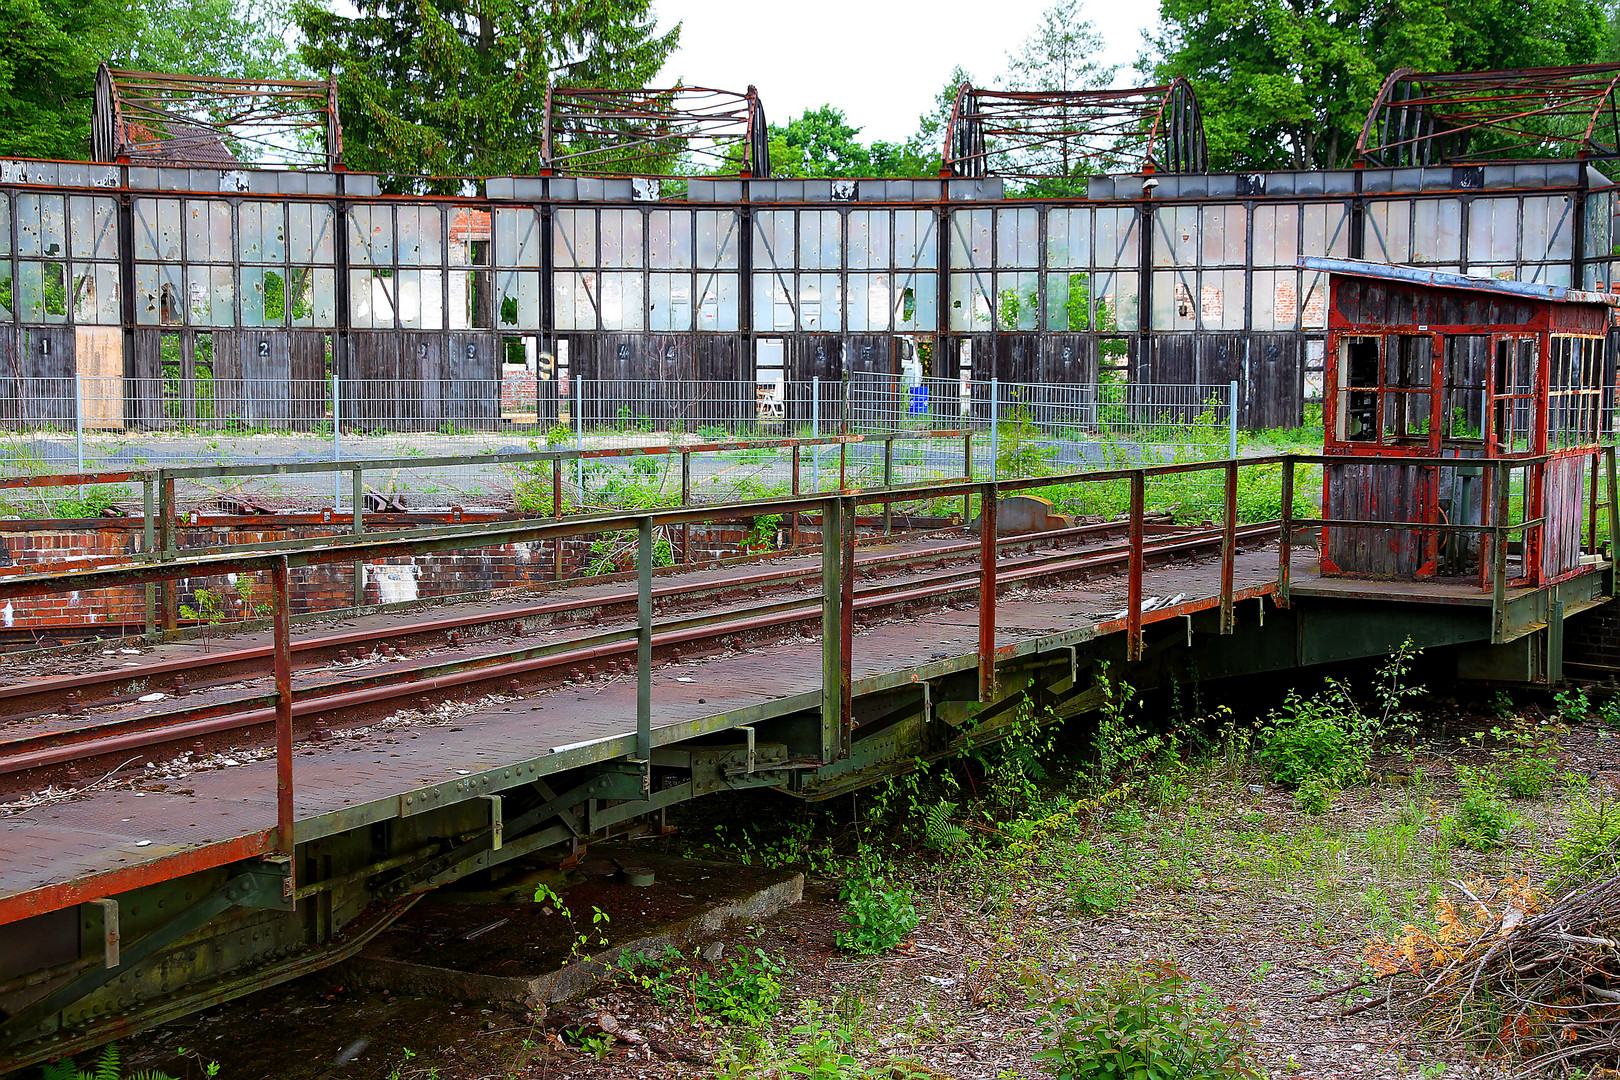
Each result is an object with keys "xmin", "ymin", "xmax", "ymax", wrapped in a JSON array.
[{"xmin": 1363, "ymin": 875, "xmax": 1620, "ymax": 1075}]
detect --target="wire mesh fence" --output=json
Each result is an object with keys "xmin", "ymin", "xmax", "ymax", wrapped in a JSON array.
[{"xmin": 0, "ymin": 372, "xmax": 1241, "ymax": 514}]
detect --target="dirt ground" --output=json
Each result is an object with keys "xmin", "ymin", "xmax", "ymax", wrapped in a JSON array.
[{"xmin": 107, "ymin": 702, "xmax": 1619, "ymax": 1080}]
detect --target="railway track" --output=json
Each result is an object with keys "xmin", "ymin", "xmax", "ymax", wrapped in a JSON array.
[{"xmin": 0, "ymin": 515, "xmax": 1273, "ymax": 790}]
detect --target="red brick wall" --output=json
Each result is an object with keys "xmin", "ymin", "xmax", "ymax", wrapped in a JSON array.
[{"xmin": 0, "ymin": 513, "xmax": 776, "ymax": 634}]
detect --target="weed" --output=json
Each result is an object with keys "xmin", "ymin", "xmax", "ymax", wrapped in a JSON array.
[
  {"xmin": 1555, "ymin": 686, "xmax": 1591, "ymax": 724},
  {"xmin": 834, "ymin": 869, "xmax": 919, "ymax": 954},
  {"xmin": 1552, "ymin": 791, "xmax": 1620, "ymax": 884},
  {"xmin": 1035, "ymin": 961, "xmax": 1260, "ymax": 1080},
  {"xmin": 38, "ymin": 1043, "xmax": 189, "ymax": 1080},
  {"xmin": 1256, "ymin": 681, "xmax": 1375, "ymax": 790},
  {"xmin": 1439, "ymin": 765, "xmax": 1513, "ymax": 851},
  {"xmin": 921, "ymin": 799, "xmax": 971, "ymax": 854},
  {"xmin": 1295, "ymin": 776, "xmax": 1333, "ymax": 815},
  {"xmin": 1487, "ymin": 721, "xmax": 1559, "ymax": 799},
  {"xmin": 562, "ymin": 1027, "xmax": 613, "ymax": 1059}
]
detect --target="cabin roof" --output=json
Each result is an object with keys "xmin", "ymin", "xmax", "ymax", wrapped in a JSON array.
[{"xmin": 1300, "ymin": 256, "xmax": 1620, "ymax": 307}]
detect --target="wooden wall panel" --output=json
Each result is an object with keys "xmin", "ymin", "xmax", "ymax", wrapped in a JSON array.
[{"xmin": 1324, "ymin": 461, "xmax": 1432, "ymax": 577}]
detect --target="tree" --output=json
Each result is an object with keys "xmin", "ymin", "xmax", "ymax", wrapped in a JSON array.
[
  {"xmin": 757, "ymin": 105, "xmax": 934, "ymax": 178},
  {"xmin": 114, "ymin": 0, "xmax": 306, "ymax": 82},
  {"xmin": 904, "ymin": 65, "xmax": 973, "ymax": 173},
  {"xmin": 1145, "ymin": 0, "xmax": 1612, "ymax": 170},
  {"xmin": 0, "ymin": 0, "xmax": 122, "ymax": 159},
  {"xmin": 296, "ymin": 0, "xmax": 679, "ymax": 186},
  {"xmin": 999, "ymin": 0, "xmax": 1117, "ymax": 185}
]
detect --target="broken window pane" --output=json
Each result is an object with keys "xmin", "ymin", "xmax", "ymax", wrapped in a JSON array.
[
  {"xmin": 552, "ymin": 208, "xmax": 594, "ymax": 269},
  {"xmin": 1046, "ymin": 208, "xmax": 1090, "ymax": 270},
  {"xmin": 135, "ymin": 263, "xmax": 183, "ymax": 325},
  {"xmin": 893, "ymin": 210, "xmax": 937, "ymax": 269},
  {"xmin": 696, "ymin": 272, "xmax": 737, "ymax": 331},
  {"xmin": 395, "ymin": 205, "xmax": 443, "ymax": 266},
  {"xmin": 599, "ymin": 209, "xmax": 643, "ymax": 268},
  {"xmin": 17, "ymin": 194, "xmax": 67, "ymax": 259},
  {"xmin": 696, "ymin": 211, "xmax": 739, "ymax": 269},
  {"xmin": 648, "ymin": 210, "xmax": 693, "ymax": 269},
  {"xmin": 288, "ymin": 203, "xmax": 336, "ymax": 263},
  {"xmin": 895, "ymin": 272, "xmax": 934, "ymax": 331},
  {"xmin": 69, "ymin": 196, "xmax": 118, "ymax": 261},
  {"xmin": 949, "ymin": 209, "xmax": 992, "ymax": 269},
  {"xmin": 1095, "ymin": 207, "xmax": 1139, "ymax": 268}
]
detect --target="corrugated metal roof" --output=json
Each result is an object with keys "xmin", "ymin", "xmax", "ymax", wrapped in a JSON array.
[{"xmin": 1300, "ymin": 256, "xmax": 1620, "ymax": 306}]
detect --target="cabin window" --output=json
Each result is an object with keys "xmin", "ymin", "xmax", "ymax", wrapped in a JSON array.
[
  {"xmin": 1383, "ymin": 335, "xmax": 1434, "ymax": 443},
  {"xmin": 1337, "ymin": 336, "xmax": 1380, "ymax": 441},
  {"xmin": 1441, "ymin": 335, "xmax": 1488, "ymax": 442},
  {"xmin": 1548, "ymin": 335, "xmax": 1604, "ymax": 449},
  {"xmin": 1491, "ymin": 336, "xmax": 1538, "ymax": 454}
]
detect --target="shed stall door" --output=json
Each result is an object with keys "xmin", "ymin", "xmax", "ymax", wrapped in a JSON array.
[
  {"xmin": 346, "ymin": 331, "xmax": 401, "ymax": 429},
  {"xmin": 401, "ymin": 332, "xmax": 443, "ymax": 430},
  {"xmin": 1244, "ymin": 334, "xmax": 1303, "ymax": 430},
  {"xmin": 222, "ymin": 331, "xmax": 301, "ymax": 428},
  {"xmin": 1041, "ymin": 336, "xmax": 1098, "ymax": 385},
  {"xmin": 446, "ymin": 333, "xmax": 498, "ymax": 428},
  {"xmin": 992, "ymin": 334, "xmax": 1041, "ymax": 383},
  {"xmin": 14, "ymin": 327, "xmax": 76, "ymax": 427},
  {"xmin": 75, "ymin": 326, "xmax": 124, "ymax": 431},
  {"xmin": 128, "ymin": 329, "xmax": 165, "ymax": 429}
]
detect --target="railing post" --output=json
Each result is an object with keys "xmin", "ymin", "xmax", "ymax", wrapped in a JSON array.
[
  {"xmin": 979, "ymin": 482, "xmax": 998, "ymax": 700},
  {"xmin": 963, "ymin": 432, "xmax": 973, "ymax": 522},
  {"xmin": 1127, "ymin": 470, "xmax": 1145, "ymax": 661},
  {"xmin": 680, "ymin": 449, "xmax": 692, "ymax": 565},
  {"xmin": 551, "ymin": 455, "xmax": 564, "ymax": 580},
  {"xmin": 882, "ymin": 436, "xmax": 894, "ymax": 534},
  {"xmin": 351, "ymin": 465, "xmax": 364, "ymax": 608},
  {"xmin": 790, "ymin": 442, "xmax": 801, "ymax": 549},
  {"xmin": 819, "ymin": 496, "xmax": 850, "ymax": 763},
  {"xmin": 142, "ymin": 476, "xmax": 156, "ymax": 639},
  {"xmin": 575, "ymin": 380, "xmax": 586, "ymax": 501},
  {"xmin": 158, "ymin": 471, "xmax": 176, "ymax": 633},
  {"xmin": 990, "ymin": 377, "xmax": 1001, "ymax": 481},
  {"xmin": 1606, "ymin": 445, "xmax": 1619, "ymax": 567},
  {"xmin": 1227, "ymin": 379, "xmax": 1239, "ymax": 460},
  {"xmin": 271, "ymin": 554, "xmax": 296, "ymax": 889},
  {"xmin": 1273, "ymin": 457, "xmax": 1296, "ymax": 608},
  {"xmin": 1493, "ymin": 460, "xmax": 1511, "ymax": 642},
  {"xmin": 635, "ymin": 517, "xmax": 653, "ymax": 781},
  {"xmin": 1221, "ymin": 460, "xmax": 1238, "ymax": 634}
]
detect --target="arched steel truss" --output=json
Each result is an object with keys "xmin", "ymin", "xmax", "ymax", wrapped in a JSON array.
[
  {"xmin": 540, "ymin": 85, "xmax": 770, "ymax": 177},
  {"xmin": 1357, "ymin": 64, "xmax": 1620, "ymax": 166},
  {"xmin": 92, "ymin": 65, "xmax": 342, "ymax": 170},
  {"xmin": 942, "ymin": 78, "xmax": 1208, "ymax": 178}
]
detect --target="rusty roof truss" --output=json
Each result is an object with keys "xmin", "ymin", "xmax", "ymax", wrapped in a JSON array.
[
  {"xmin": 93, "ymin": 64, "xmax": 343, "ymax": 170},
  {"xmin": 943, "ymin": 78, "xmax": 1208, "ymax": 179},
  {"xmin": 540, "ymin": 85, "xmax": 769, "ymax": 177},
  {"xmin": 1357, "ymin": 64, "xmax": 1620, "ymax": 166}
]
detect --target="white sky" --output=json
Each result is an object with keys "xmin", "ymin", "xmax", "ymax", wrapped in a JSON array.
[{"xmin": 652, "ymin": 0, "xmax": 1160, "ymax": 146}]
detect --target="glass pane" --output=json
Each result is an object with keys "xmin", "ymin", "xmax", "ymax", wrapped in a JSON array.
[
  {"xmin": 950, "ymin": 209, "xmax": 992, "ymax": 269},
  {"xmin": 696, "ymin": 210, "xmax": 739, "ymax": 269},
  {"xmin": 552, "ymin": 208, "xmax": 594, "ymax": 269},
  {"xmin": 496, "ymin": 207, "xmax": 541, "ymax": 267},
  {"xmin": 697, "ymin": 272, "xmax": 738, "ymax": 331}
]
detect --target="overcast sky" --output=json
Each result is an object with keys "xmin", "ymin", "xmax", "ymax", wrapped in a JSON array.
[{"xmin": 651, "ymin": 0, "xmax": 1160, "ymax": 146}]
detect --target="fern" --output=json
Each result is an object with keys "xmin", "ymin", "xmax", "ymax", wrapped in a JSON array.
[
  {"xmin": 35, "ymin": 1044, "xmax": 177, "ymax": 1080},
  {"xmin": 922, "ymin": 799, "xmax": 970, "ymax": 853}
]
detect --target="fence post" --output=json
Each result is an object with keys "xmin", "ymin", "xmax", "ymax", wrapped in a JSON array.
[
  {"xmin": 680, "ymin": 449, "xmax": 692, "ymax": 565},
  {"xmin": 73, "ymin": 374, "xmax": 83, "ymax": 476},
  {"xmin": 989, "ymin": 377, "xmax": 1000, "ymax": 482},
  {"xmin": 963, "ymin": 432, "xmax": 973, "ymax": 523},
  {"xmin": 331, "ymin": 372, "xmax": 341, "ymax": 511},
  {"xmin": 819, "ymin": 496, "xmax": 852, "ymax": 763},
  {"xmin": 882, "ymin": 437, "xmax": 894, "ymax": 534},
  {"xmin": 158, "ymin": 470, "xmax": 176, "ymax": 633},
  {"xmin": 1277, "ymin": 457, "xmax": 1295, "ymax": 607},
  {"xmin": 1221, "ymin": 460, "xmax": 1238, "ymax": 634},
  {"xmin": 811, "ymin": 377, "xmax": 821, "ymax": 493},
  {"xmin": 271, "ymin": 554, "xmax": 296, "ymax": 889},
  {"xmin": 575, "ymin": 380, "xmax": 586, "ymax": 502},
  {"xmin": 1227, "ymin": 379, "xmax": 1239, "ymax": 460}
]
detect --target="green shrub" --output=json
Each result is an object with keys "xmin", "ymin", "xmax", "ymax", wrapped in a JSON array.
[
  {"xmin": 1295, "ymin": 776, "xmax": 1333, "ymax": 815},
  {"xmin": 1490, "ymin": 722, "xmax": 1559, "ymax": 799},
  {"xmin": 1553, "ymin": 792, "xmax": 1620, "ymax": 883},
  {"xmin": 834, "ymin": 871, "xmax": 919, "ymax": 954},
  {"xmin": 1440, "ymin": 765, "xmax": 1513, "ymax": 851},
  {"xmin": 1255, "ymin": 682, "xmax": 1374, "ymax": 790},
  {"xmin": 1036, "ymin": 962, "xmax": 1259, "ymax": 1080},
  {"xmin": 40, "ymin": 1044, "xmax": 181, "ymax": 1080},
  {"xmin": 691, "ymin": 947, "xmax": 784, "ymax": 1027},
  {"xmin": 1554, "ymin": 686, "xmax": 1591, "ymax": 724}
]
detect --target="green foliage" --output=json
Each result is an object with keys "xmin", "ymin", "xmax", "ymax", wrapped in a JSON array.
[
  {"xmin": 1255, "ymin": 680, "xmax": 1375, "ymax": 790},
  {"xmin": 833, "ymin": 870, "xmax": 919, "ymax": 955},
  {"xmin": 1439, "ymin": 765, "xmax": 1513, "ymax": 851},
  {"xmin": 1553, "ymin": 791, "xmax": 1620, "ymax": 883},
  {"xmin": 995, "ymin": 401, "xmax": 1061, "ymax": 479},
  {"xmin": 1488, "ymin": 721, "xmax": 1559, "ymax": 799},
  {"xmin": 1555, "ymin": 686, "xmax": 1592, "ymax": 724},
  {"xmin": 921, "ymin": 799, "xmax": 970, "ymax": 853},
  {"xmin": 297, "ymin": 0, "xmax": 678, "ymax": 184},
  {"xmin": 1147, "ymin": 0, "xmax": 1609, "ymax": 170},
  {"xmin": 624, "ymin": 944, "xmax": 784, "ymax": 1028},
  {"xmin": 1295, "ymin": 775, "xmax": 1334, "ymax": 816},
  {"xmin": 1035, "ymin": 962, "xmax": 1260, "ymax": 1080},
  {"xmin": 38, "ymin": 1043, "xmax": 181, "ymax": 1080}
]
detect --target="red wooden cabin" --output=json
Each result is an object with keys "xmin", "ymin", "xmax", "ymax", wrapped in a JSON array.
[{"xmin": 1306, "ymin": 257, "xmax": 1616, "ymax": 587}]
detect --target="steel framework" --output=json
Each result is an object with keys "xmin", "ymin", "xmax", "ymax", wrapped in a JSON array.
[
  {"xmin": 92, "ymin": 64, "xmax": 343, "ymax": 169},
  {"xmin": 942, "ymin": 78, "xmax": 1208, "ymax": 178},
  {"xmin": 1357, "ymin": 64, "xmax": 1620, "ymax": 167},
  {"xmin": 541, "ymin": 85, "xmax": 770, "ymax": 177}
]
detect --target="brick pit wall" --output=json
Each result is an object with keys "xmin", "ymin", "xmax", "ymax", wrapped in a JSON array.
[
  {"xmin": 0, "ymin": 511, "xmax": 791, "ymax": 638},
  {"xmin": 1566, "ymin": 600, "xmax": 1620, "ymax": 674}
]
